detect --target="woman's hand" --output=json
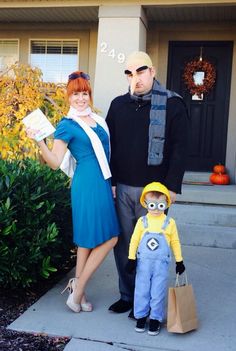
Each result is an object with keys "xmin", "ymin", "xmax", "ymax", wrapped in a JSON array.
[{"xmin": 25, "ymin": 127, "xmax": 40, "ymax": 141}]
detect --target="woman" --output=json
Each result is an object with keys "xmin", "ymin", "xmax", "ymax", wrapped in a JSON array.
[{"xmin": 26, "ymin": 71, "xmax": 119, "ymax": 312}]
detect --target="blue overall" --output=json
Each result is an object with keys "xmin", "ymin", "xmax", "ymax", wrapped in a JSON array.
[{"xmin": 134, "ymin": 215, "xmax": 171, "ymax": 321}]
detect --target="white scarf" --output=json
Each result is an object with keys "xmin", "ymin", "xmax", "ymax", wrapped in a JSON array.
[{"xmin": 59, "ymin": 106, "xmax": 111, "ymax": 180}]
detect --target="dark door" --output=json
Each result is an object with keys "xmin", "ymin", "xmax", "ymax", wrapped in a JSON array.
[{"xmin": 167, "ymin": 41, "xmax": 233, "ymax": 171}]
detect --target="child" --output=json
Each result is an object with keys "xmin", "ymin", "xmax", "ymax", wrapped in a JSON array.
[{"xmin": 126, "ymin": 182, "xmax": 185, "ymax": 335}]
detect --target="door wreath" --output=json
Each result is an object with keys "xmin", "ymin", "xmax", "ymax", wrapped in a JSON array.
[{"xmin": 183, "ymin": 59, "xmax": 216, "ymax": 97}]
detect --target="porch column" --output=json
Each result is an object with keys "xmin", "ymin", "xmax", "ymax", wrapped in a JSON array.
[{"xmin": 93, "ymin": 5, "xmax": 147, "ymax": 117}]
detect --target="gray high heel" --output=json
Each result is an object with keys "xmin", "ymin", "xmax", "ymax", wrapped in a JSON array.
[
  {"xmin": 61, "ymin": 278, "xmax": 81, "ymax": 313},
  {"xmin": 61, "ymin": 278, "xmax": 93, "ymax": 312}
]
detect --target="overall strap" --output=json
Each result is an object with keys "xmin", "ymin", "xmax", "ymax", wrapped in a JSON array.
[
  {"xmin": 141, "ymin": 215, "xmax": 148, "ymax": 229},
  {"xmin": 161, "ymin": 216, "xmax": 170, "ymax": 231}
]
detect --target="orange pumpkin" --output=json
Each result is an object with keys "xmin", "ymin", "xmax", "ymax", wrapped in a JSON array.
[
  {"xmin": 213, "ymin": 164, "xmax": 226, "ymax": 174},
  {"xmin": 209, "ymin": 173, "xmax": 230, "ymax": 185}
]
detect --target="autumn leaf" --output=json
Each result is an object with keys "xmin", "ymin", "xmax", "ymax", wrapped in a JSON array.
[{"xmin": 0, "ymin": 63, "xmax": 68, "ymax": 161}]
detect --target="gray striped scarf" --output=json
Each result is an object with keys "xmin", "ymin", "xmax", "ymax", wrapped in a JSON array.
[{"xmin": 130, "ymin": 79, "xmax": 181, "ymax": 165}]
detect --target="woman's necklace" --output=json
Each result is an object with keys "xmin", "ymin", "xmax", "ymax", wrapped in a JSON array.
[{"xmin": 79, "ymin": 114, "xmax": 96, "ymax": 127}]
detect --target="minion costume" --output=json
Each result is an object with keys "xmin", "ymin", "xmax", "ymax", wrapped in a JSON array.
[{"xmin": 128, "ymin": 182, "xmax": 184, "ymax": 322}]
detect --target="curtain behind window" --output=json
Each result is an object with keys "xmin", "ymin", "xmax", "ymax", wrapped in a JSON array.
[{"xmin": 30, "ymin": 40, "xmax": 79, "ymax": 83}]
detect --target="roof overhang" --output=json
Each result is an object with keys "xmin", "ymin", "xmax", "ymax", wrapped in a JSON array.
[{"xmin": 0, "ymin": 1, "xmax": 235, "ymax": 23}]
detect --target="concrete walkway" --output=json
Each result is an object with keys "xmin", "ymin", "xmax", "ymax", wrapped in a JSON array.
[{"xmin": 8, "ymin": 244, "xmax": 236, "ymax": 351}]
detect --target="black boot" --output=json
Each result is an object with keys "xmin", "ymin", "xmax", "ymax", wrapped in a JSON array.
[
  {"xmin": 108, "ymin": 299, "xmax": 132, "ymax": 313},
  {"xmin": 128, "ymin": 308, "xmax": 136, "ymax": 320},
  {"xmin": 148, "ymin": 319, "xmax": 161, "ymax": 336},
  {"xmin": 135, "ymin": 317, "xmax": 147, "ymax": 332}
]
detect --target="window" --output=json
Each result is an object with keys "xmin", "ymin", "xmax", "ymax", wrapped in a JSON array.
[
  {"xmin": 0, "ymin": 40, "xmax": 19, "ymax": 71},
  {"xmin": 30, "ymin": 40, "xmax": 79, "ymax": 83}
]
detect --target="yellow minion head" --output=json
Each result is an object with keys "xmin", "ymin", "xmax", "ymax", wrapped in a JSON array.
[{"xmin": 140, "ymin": 182, "xmax": 171, "ymax": 209}]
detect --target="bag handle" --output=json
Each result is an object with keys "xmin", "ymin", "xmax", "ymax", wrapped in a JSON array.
[{"xmin": 175, "ymin": 272, "xmax": 188, "ymax": 287}]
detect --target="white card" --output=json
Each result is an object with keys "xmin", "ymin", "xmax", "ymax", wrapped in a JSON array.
[{"xmin": 23, "ymin": 108, "xmax": 56, "ymax": 142}]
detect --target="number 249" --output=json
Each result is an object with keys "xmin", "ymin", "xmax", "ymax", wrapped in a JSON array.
[{"xmin": 100, "ymin": 42, "xmax": 125, "ymax": 64}]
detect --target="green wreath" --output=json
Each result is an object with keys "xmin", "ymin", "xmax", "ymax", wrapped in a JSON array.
[{"xmin": 183, "ymin": 59, "xmax": 216, "ymax": 97}]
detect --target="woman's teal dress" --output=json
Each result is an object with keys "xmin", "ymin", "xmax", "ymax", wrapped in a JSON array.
[{"xmin": 54, "ymin": 118, "xmax": 119, "ymax": 248}]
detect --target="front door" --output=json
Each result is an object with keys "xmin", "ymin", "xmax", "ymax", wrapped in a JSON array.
[{"xmin": 167, "ymin": 41, "xmax": 233, "ymax": 171}]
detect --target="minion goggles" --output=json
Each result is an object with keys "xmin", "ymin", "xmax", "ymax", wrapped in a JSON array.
[{"xmin": 145, "ymin": 200, "xmax": 167, "ymax": 211}]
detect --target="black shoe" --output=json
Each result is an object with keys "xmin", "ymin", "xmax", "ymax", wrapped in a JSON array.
[
  {"xmin": 108, "ymin": 299, "xmax": 132, "ymax": 313},
  {"xmin": 128, "ymin": 308, "xmax": 136, "ymax": 320},
  {"xmin": 148, "ymin": 319, "xmax": 161, "ymax": 336},
  {"xmin": 135, "ymin": 317, "xmax": 147, "ymax": 333}
]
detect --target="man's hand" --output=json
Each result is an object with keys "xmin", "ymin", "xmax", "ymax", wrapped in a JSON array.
[
  {"xmin": 112, "ymin": 186, "xmax": 116, "ymax": 199},
  {"xmin": 169, "ymin": 190, "xmax": 177, "ymax": 204}
]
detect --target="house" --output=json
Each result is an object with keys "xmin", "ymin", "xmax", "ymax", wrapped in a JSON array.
[{"xmin": 0, "ymin": 0, "xmax": 236, "ymax": 184}]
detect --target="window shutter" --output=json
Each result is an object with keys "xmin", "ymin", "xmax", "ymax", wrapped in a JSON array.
[
  {"xmin": 0, "ymin": 40, "xmax": 19, "ymax": 71},
  {"xmin": 30, "ymin": 40, "xmax": 79, "ymax": 83}
]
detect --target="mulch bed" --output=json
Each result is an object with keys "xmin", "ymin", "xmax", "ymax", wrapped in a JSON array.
[{"xmin": 0, "ymin": 257, "xmax": 76, "ymax": 351}]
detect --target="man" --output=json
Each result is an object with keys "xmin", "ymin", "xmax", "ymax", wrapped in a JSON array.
[{"xmin": 106, "ymin": 51, "xmax": 188, "ymax": 318}]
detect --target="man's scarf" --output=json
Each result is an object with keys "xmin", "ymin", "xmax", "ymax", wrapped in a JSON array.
[{"xmin": 130, "ymin": 79, "xmax": 181, "ymax": 165}]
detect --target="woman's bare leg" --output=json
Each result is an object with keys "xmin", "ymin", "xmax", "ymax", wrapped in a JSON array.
[
  {"xmin": 75, "ymin": 247, "xmax": 91, "ymax": 278},
  {"xmin": 74, "ymin": 247, "xmax": 91, "ymax": 304},
  {"xmin": 74, "ymin": 236, "xmax": 118, "ymax": 303}
]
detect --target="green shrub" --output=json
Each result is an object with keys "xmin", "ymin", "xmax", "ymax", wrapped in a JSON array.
[{"xmin": 0, "ymin": 159, "xmax": 73, "ymax": 288}]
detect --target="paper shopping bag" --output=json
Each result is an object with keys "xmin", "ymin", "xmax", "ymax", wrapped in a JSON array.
[{"xmin": 167, "ymin": 273, "xmax": 198, "ymax": 333}]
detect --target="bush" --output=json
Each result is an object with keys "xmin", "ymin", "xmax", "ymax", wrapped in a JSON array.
[
  {"xmin": 0, "ymin": 63, "xmax": 68, "ymax": 161},
  {"xmin": 0, "ymin": 159, "xmax": 73, "ymax": 289}
]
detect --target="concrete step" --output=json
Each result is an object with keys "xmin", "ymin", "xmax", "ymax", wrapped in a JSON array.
[
  {"xmin": 177, "ymin": 223, "xmax": 236, "ymax": 249},
  {"xmin": 183, "ymin": 171, "xmax": 211, "ymax": 183},
  {"xmin": 169, "ymin": 203, "xmax": 236, "ymax": 249},
  {"xmin": 169, "ymin": 203, "xmax": 236, "ymax": 227},
  {"xmin": 176, "ymin": 184, "xmax": 236, "ymax": 206}
]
